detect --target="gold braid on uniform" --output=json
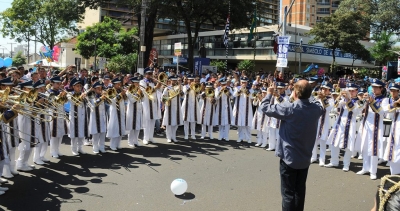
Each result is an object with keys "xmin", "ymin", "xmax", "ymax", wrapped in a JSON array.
[{"xmin": 378, "ymin": 175, "xmax": 400, "ymax": 211}]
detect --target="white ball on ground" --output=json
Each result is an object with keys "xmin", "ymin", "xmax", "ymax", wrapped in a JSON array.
[{"xmin": 170, "ymin": 178, "xmax": 188, "ymax": 195}]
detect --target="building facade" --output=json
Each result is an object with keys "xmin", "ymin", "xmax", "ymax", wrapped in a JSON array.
[
  {"xmin": 153, "ymin": 25, "xmax": 374, "ymax": 73},
  {"xmin": 281, "ymin": 0, "xmax": 340, "ymax": 27}
]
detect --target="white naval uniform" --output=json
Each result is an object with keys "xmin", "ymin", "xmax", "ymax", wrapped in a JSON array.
[
  {"xmin": 327, "ymin": 97, "xmax": 362, "ymax": 168},
  {"xmin": 162, "ymin": 86, "xmax": 183, "ymax": 142},
  {"xmin": 33, "ymin": 104, "xmax": 50, "ymax": 164},
  {"xmin": 106, "ymin": 93, "xmax": 126, "ymax": 149},
  {"xmin": 359, "ymin": 95, "xmax": 388, "ymax": 177},
  {"xmin": 16, "ymin": 105, "xmax": 39, "ymax": 169},
  {"xmin": 311, "ymin": 96, "xmax": 334, "ymax": 164},
  {"xmin": 267, "ymin": 94, "xmax": 289, "ymax": 148},
  {"xmin": 232, "ymin": 86, "xmax": 254, "ymax": 142},
  {"xmin": 252, "ymin": 99, "xmax": 268, "ymax": 147},
  {"xmin": 213, "ymin": 87, "xmax": 233, "ymax": 140},
  {"xmin": 181, "ymin": 85, "xmax": 200, "ymax": 139},
  {"xmin": 68, "ymin": 93, "xmax": 88, "ymax": 154},
  {"xmin": 140, "ymin": 79, "xmax": 161, "ymax": 143},
  {"xmin": 88, "ymin": 96, "xmax": 107, "ymax": 152},
  {"xmin": 198, "ymin": 92, "xmax": 215, "ymax": 139},
  {"xmin": 126, "ymin": 92, "xmax": 143, "ymax": 146},
  {"xmin": 383, "ymin": 98, "xmax": 400, "ymax": 174},
  {"xmin": 48, "ymin": 90, "xmax": 68, "ymax": 158},
  {"xmin": 2, "ymin": 116, "xmax": 19, "ymax": 177},
  {"xmin": 1, "ymin": 109, "xmax": 18, "ymax": 178}
]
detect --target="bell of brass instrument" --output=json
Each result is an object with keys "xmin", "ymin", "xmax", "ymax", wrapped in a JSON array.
[
  {"xmin": 190, "ymin": 82, "xmax": 202, "ymax": 93},
  {"xmin": 127, "ymin": 83, "xmax": 138, "ymax": 94},
  {"xmin": 205, "ymin": 88, "xmax": 215, "ymax": 98},
  {"xmin": 158, "ymin": 72, "xmax": 168, "ymax": 85},
  {"xmin": 0, "ymin": 87, "xmax": 10, "ymax": 102},
  {"xmin": 162, "ymin": 85, "xmax": 182, "ymax": 106}
]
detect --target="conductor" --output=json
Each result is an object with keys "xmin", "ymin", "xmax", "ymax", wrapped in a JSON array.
[{"xmin": 261, "ymin": 80, "xmax": 324, "ymax": 211}]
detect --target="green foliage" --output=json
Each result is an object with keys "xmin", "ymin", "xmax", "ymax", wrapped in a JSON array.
[
  {"xmin": 76, "ymin": 17, "xmax": 139, "ymax": 59},
  {"xmin": 336, "ymin": 0, "xmax": 400, "ymax": 34},
  {"xmin": 308, "ymin": 11, "xmax": 368, "ymax": 71},
  {"xmin": 210, "ymin": 60, "xmax": 226, "ymax": 73},
  {"xmin": 106, "ymin": 53, "xmax": 138, "ymax": 73},
  {"xmin": 357, "ymin": 68, "xmax": 379, "ymax": 79},
  {"xmin": 12, "ymin": 51, "xmax": 26, "ymax": 67},
  {"xmin": 0, "ymin": 0, "xmax": 84, "ymax": 48},
  {"xmin": 369, "ymin": 31, "xmax": 399, "ymax": 66},
  {"xmin": 237, "ymin": 60, "xmax": 255, "ymax": 72}
]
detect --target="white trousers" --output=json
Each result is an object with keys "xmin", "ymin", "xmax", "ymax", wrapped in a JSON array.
[
  {"xmin": 128, "ymin": 130, "xmax": 140, "ymax": 145},
  {"xmin": 50, "ymin": 137, "xmax": 63, "ymax": 157},
  {"xmin": 33, "ymin": 142, "xmax": 48, "ymax": 162},
  {"xmin": 110, "ymin": 137, "xmax": 122, "ymax": 149},
  {"xmin": 312, "ymin": 138, "xmax": 327, "ymax": 163},
  {"xmin": 17, "ymin": 149, "xmax": 32, "ymax": 168},
  {"xmin": 184, "ymin": 121, "xmax": 196, "ymax": 137},
  {"xmin": 143, "ymin": 119, "xmax": 156, "ymax": 142},
  {"xmin": 71, "ymin": 138, "xmax": 84, "ymax": 153},
  {"xmin": 268, "ymin": 127, "xmax": 279, "ymax": 149},
  {"xmin": 166, "ymin": 126, "xmax": 179, "ymax": 141},
  {"xmin": 256, "ymin": 130, "xmax": 263, "ymax": 144},
  {"xmin": 361, "ymin": 151, "xmax": 379, "ymax": 175},
  {"xmin": 218, "ymin": 125, "xmax": 230, "ymax": 140},
  {"xmin": 201, "ymin": 125, "xmax": 213, "ymax": 138},
  {"xmin": 3, "ymin": 148, "xmax": 16, "ymax": 175},
  {"xmin": 0, "ymin": 160, "xmax": 4, "ymax": 177},
  {"xmin": 330, "ymin": 147, "xmax": 352, "ymax": 167},
  {"xmin": 389, "ymin": 162, "xmax": 400, "ymax": 175},
  {"xmin": 92, "ymin": 133, "xmax": 106, "ymax": 152},
  {"xmin": 238, "ymin": 126, "xmax": 251, "ymax": 141}
]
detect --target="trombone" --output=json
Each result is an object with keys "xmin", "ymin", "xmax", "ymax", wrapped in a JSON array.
[{"xmin": 1, "ymin": 123, "xmax": 39, "ymax": 145}]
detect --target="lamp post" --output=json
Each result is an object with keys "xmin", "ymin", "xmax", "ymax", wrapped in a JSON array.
[{"xmin": 298, "ymin": 38, "xmax": 303, "ymax": 74}]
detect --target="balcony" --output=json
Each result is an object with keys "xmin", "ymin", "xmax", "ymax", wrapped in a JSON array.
[
  {"xmin": 316, "ymin": 11, "xmax": 330, "ymax": 14},
  {"xmin": 332, "ymin": 4, "xmax": 339, "ymax": 7},
  {"xmin": 317, "ymin": 2, "xmax": 330, "ymax": 5}
]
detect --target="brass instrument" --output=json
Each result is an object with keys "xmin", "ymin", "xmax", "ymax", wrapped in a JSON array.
[
  {"xmin": 150, "ymin": 72, "xmax": 168, "ymax": 87},
  {"xmin": 162, "ymin": 85, "xmax": 182, "ymax": 106},
  {"xmin": 217, "ymin": 87, "xmax": 230, "ymax": 98},
  {"xmin": 394, "ymin": 99, "xmax": 400, "ymax": 108},
  {"xmin": 190, "ymin": 82, "xmax": 202, "ymax": 93},
  {"xmin": 205, "ymin": 88, "xmax": 215, "ymax": 98},
  {"xmin": 139, "ymin": 85, "xmax": 155, "ymax": 101},
  {"xmin": 252, "ymin": 90, "xmax": 261, "ymax": 98},
  {"xmin": 12, "ymin": 88, "xmax": 38, "ymax": 103},
  {"xmin": 0, "ymin": 123, "xmax": 39, "ymax": 144},
  {"xmin": 0, "ymin": 87, "xmax": 11, "ymax": 102}
]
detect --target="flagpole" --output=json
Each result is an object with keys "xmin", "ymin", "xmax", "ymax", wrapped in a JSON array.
[{"xmin": 225, "ymin": 0, "xmax": 230, "ymax": 74}]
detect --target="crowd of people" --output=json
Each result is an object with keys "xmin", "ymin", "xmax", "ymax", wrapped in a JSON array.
[{"xmin": 0, "ymin": 64, "xmax": 399, "ymax": 198}]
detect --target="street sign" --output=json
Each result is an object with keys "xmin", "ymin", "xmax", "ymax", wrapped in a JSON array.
[
  {"xmin": 75, "ymin": 58, "xmax": 81, "ymax": 71},
  {"xmin": 98, "ymin": 57, "xmax": 106, "ymax": 69},
  {"xmin": 174, "ymin": 42, "xmax": 182, "ymax": 56}
]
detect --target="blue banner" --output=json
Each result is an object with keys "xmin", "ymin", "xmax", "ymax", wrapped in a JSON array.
[
  {"xmin": 288, "ymin": 43, "xmax": 354, "ymax": 59},
  {"xmin": 194, "ymin": 58, "xmax": 210, "ymax": 75}
]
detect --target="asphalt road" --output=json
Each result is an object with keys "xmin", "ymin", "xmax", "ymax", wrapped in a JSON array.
[{"xmin": 0, "ymin": 127, "xmax": 386, "ymax": 211}]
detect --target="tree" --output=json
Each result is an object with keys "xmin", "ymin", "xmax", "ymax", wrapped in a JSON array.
[
  {"xmin": 76, "ymin": 17, "xmax": 139, "ymax": 59},
  {"xmin": 369, "ymin": 31, "xmax": 399, "ymax": 66},
  {"xmin": 106, "ymin": 53, "xmax": 138, "ymax": 73},
  {"xmin": 160, "ymin": 0, "xmax": 254, "ymax": 72},
  {"xmin": 79, "ymin": 0, "xmax": 254, "ymax": 71},
  {"xmin": 0, "ymin": 0, "xmax": 84, "ymax": 48},
  {"xmin": 12, "ymin": 51, "xmax": 26, "ymax": 67},
  {"xmin": 336, "ymin": 0, "xmax": 400, "ymax": 34},
  {"xmin": 308, "ymin": 11, "xmax": 368, "ymax": 72},
  {"xmin": 210, "ymin": 60, "xmax": 226, "ymax": 73},
  {"xmin": 237, "ymin": 60, "xmax": 254, "ymax": 72}
]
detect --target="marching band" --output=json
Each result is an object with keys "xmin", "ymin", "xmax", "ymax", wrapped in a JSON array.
[{"xmin": 0, "ymin": 67, "xmax": 400, "ymax": 196}]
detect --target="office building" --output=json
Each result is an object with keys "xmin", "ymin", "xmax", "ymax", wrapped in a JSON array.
[{"xmin": 281, "ymin": 0, "xmax": 341, "ymax": 27}]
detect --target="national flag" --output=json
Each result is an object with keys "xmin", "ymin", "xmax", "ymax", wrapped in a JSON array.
[
  {"xmin": 223, "ymin": 15, "xmax": 230, "ymax": 47},
  {"xmin": 248, "ymin": 10, "xmax": 257, "ymax": 42}
]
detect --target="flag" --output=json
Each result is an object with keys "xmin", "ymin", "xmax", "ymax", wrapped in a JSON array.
[
  {"xmin": 223, "ymin": 15, "xmax": 230, "ymax": 47},
  {"xmin": 248, "ymin": 10, "xmax": 257, "ymax": 42}
]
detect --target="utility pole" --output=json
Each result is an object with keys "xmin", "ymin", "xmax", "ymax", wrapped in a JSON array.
[
  {"xmin": 7, "ymin": 42, "xmax": 16, "ymax": 57},
  {"xmin": 298, "ymin": 38, "xmax": 303, "ymax": 74},
  {"xmin": 138, "ymin": 0, "xmax": 148, "ymax": 74}
]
